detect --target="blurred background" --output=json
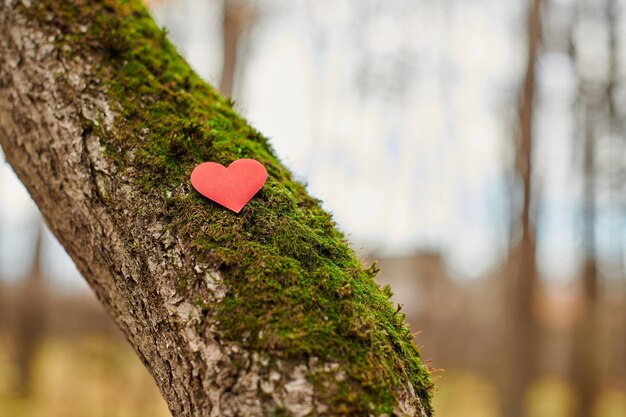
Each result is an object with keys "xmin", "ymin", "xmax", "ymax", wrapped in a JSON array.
[{"xmin": 1, "ymin": 0, "xmax": 625, "ymax": 416}]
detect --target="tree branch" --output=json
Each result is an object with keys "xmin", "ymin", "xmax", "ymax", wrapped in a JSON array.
[{"xmin": 0, "ymin": 1, "xmax": 433, "ymax": 416}]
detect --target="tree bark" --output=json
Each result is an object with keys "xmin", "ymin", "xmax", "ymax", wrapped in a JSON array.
[{"xmin": 0, "ymin": 1, "xmax": 433, "ymax": 416}]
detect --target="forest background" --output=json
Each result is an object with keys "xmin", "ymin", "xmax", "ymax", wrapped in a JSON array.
[{"xmin": 0, "ymin": 0, "xmax": 624, "ymax": 416}]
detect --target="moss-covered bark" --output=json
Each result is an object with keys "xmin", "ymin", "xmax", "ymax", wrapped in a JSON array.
[{"xmin": 2, "ymin": 0, "xmax": 433, "ymax": 415}]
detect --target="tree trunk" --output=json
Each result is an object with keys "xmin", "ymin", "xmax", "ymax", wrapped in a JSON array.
[
  {"xmin": 14, "ymin": 222, "xmax": 47, "ymax": 396},
  {"xmin": 605, "ymin": 0, "xmax": 626, "ymax": 395},
  {"xmin": 219, "ymin": 0, "xmax": 253, "ymax": 98},
  {"xmin": 501, "ymin": 1, "xmax": 542, "ymax": 416},
  {"xmin": 0, "ymin": 1, "xmax": 433, "ymax": 416},
  {"xmin": 571, "ymin": 95, "xmax": 600, "ymax": 417},
  {"xmin": 570, "ymin": 0, "xmax": 605, "ymax": 414}
]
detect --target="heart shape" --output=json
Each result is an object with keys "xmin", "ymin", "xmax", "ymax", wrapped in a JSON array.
[{"xmin": 191, "ymin": 159, "xmax": 267, "ymax": 213}]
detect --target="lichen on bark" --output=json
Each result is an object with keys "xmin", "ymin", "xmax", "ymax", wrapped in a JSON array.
[{"xmin": 0, "ymin": 0, "xmax": 434, "ymax": 415}]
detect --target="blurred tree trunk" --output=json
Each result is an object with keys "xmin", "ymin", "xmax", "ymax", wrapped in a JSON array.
[
  {"xmin": 569, "ymin": 0, "xmax": 614, "ymax": 414},
  {"xmin": 14, "ymin": 222, "xmax": 46, "ymax": 397},
  {"xmin": 219, "ymin": 0, "xmax": 253, "ymax": 97},
  {"xmin": 501, "ymin": 1, "xmax": 542, "ymax": 416},
  {"xmin": 0, "ymin": 1, "xmax": 433, "ymax": 416},
  {"xmin": 605, "ymin": 0, "xmax": 626, "ymax": 394},
  {"xmin": 571, "ymin": 92, "xmax": 600, "ymax": 417}
]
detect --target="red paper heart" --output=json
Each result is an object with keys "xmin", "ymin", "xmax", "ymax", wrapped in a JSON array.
[{"xmin": 191, "ymin": 159, "xmax": 267, "ymax": 213}]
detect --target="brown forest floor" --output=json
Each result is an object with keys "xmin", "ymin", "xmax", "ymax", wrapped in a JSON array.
[{"xmin": 1, "ymin": 333, "xmax": 624, "ymax": 417}]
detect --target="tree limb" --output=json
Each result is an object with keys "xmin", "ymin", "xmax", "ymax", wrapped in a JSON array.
[{"xmin": 0, "ymin": 1, "xmax": 433, "ymax": 416}]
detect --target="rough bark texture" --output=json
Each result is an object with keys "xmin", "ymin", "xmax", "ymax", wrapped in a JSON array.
[{"xmin": 0, "ymin": 1, "xmax": 433, "ymax": 416}]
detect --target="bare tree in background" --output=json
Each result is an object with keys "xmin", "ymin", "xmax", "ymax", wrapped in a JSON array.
[
  {"xmin": 219, "ymin": 0, "xmax": 254, "ymax": 97},
  {"xmin": 570, "ymin": 0, "xmax": 621, "ymax": 415},
  {"xmin": 501, "ymin": 1, "xmax": 542, "ymax": 416},
  {"xmin": 605, "ymin": 0, "xmax": 626, "ymax": 393},
  {"xmin": 13, "ymin": 222, "xmax": 46, "ymax": 396},
  {"xmin": 572, "ymin": 62, "xmax": 601, "ymax": 417}
]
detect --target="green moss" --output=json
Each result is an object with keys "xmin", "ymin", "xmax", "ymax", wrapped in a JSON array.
[
  {"xmin": 29, "ymin": 0, "xmax": 434, "ymax": 414},
  {"xmin": 266, "ymin": 407, "xmax": 292, "ymax": 417}
]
